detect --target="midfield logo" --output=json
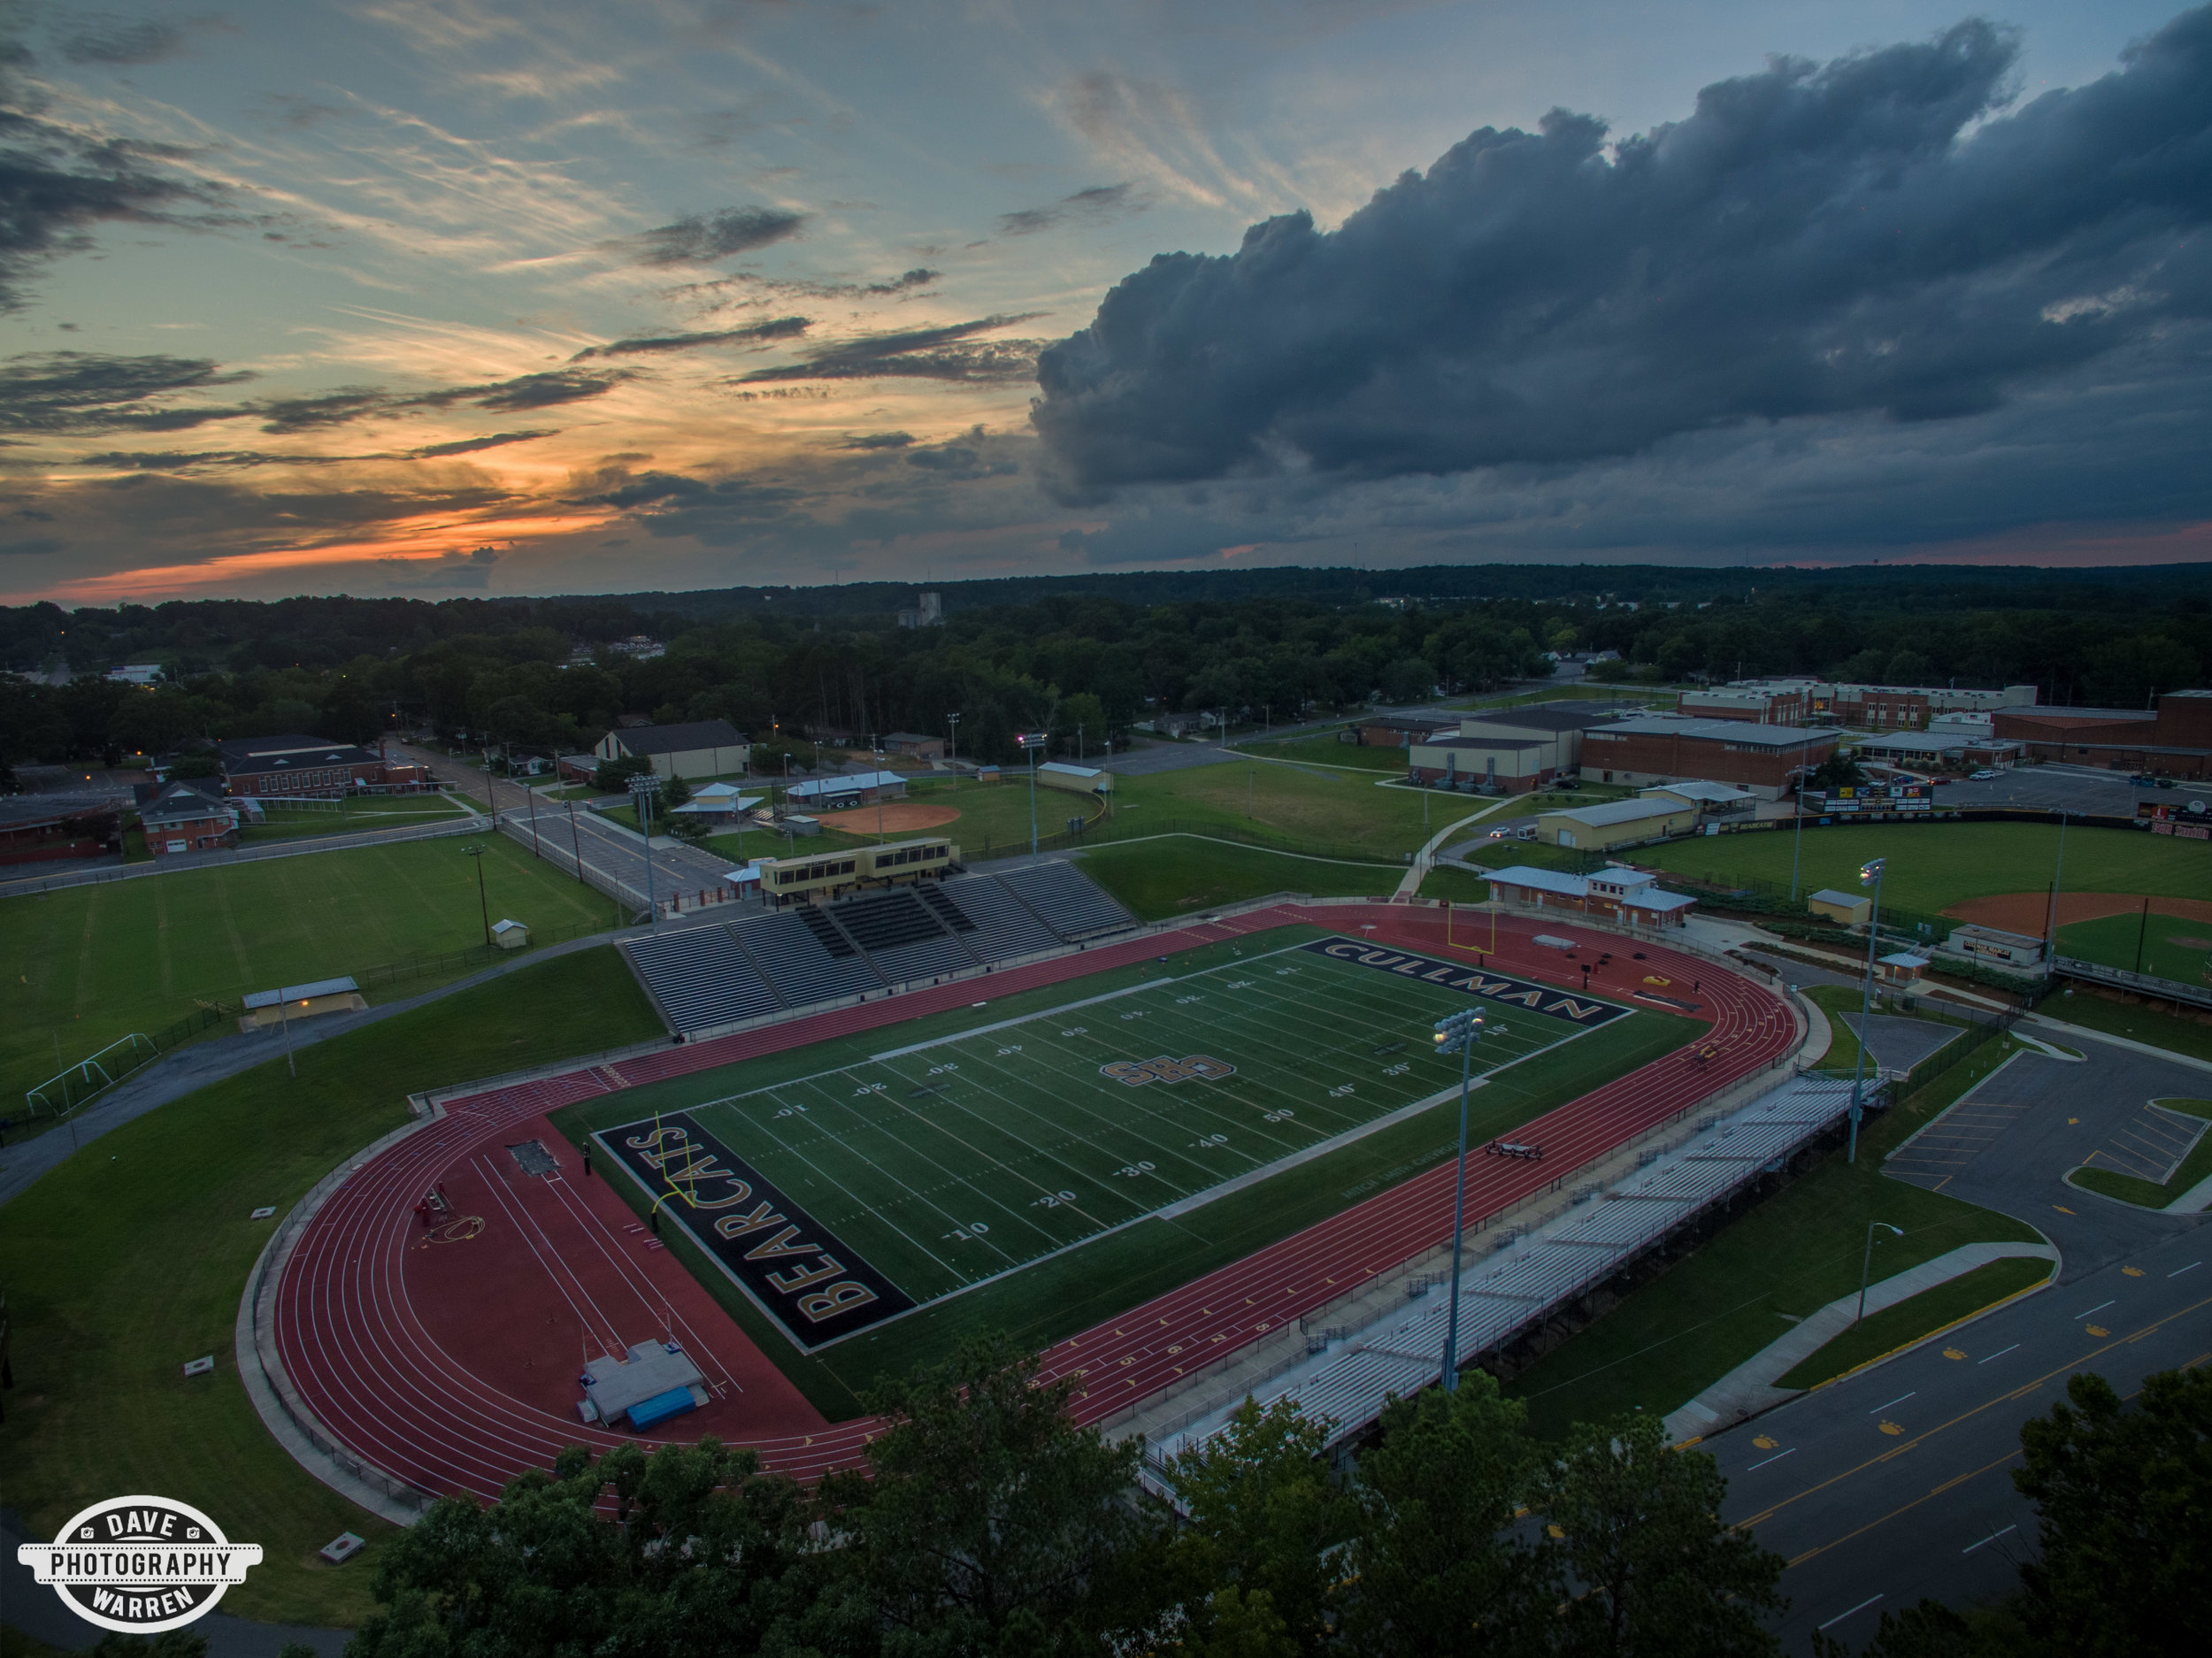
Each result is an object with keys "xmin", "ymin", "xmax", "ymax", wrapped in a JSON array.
[
  {"xmin": 1301, "ymin": 937, "xmax": 1630, "ymax": 1025},
  {"xmin": 1100, "ymin": 1054, "xmax": 1238, "ymax": 1087}
]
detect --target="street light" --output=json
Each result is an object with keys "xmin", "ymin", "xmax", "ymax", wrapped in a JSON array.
[
  {"xmin": 628, "ymin": 772, "xmax": 662, "ymax": 926},
  {"xmin": 1858, "ymin": 1222, "xmax": 1903, "ymax": 1322},
  {"xmin": 1848, "ymin": 856, "xmax": 1887, "ymax": 1164},
  {"xmin": 463, "ymin": 842, "xmax": 491, "ymax": 946},
  {"xmin": 1432, "ymin": 1008, "xmax": 1485, "ymax": 1393}
]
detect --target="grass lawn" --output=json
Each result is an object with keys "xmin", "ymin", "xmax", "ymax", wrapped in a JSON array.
[
  {"xmin": 0, "ymin": 834, "xmax": 623, "ymax": 1108},
  {"xmin": 1500, "ymin": 1031, "xmax": 2041, "ymax": 1439},
  {"xmin": 1642, "ymin": 822, "xmax": 2212, "ymax": 915},
  {"xmin": 1772, "ymin": 1255, "xmax": 2055, "ymax": 1390},
  {"xmin": 1802, "ymin": 986, "xmax": 1868, "ymax": 1072},
  {"xmin": 1110, "ymin": 763, "xmax": 1444, "ymax": 860},
  {"xmin": 2068, "ymin": 1097, "xmax": 2212, "ymax": 1207},
  {"xmin": 1240, "ymin": 733, "xmax": 1410, "ymax": 772},
  {"xmin": 2039, "ymin": 988, "xmax": 2212, "ymax": 1062},
  {"xmin": 1421, "ymin": 868, "xmax": 1492, "ymax": 905},
  {"xmin": 1077, "ymin": 839, "xmax": 1401, "ymax": 919},
  {"xmin": 555, "ymin": 925, "xmax": 1698, "ymax": 1415},
  {"xmin": 2055, "ymin": 908, "xmax": 2212, "ymax": 983},
  {"xmin": 0, "ymin": 947, "xmax": 665, "ymax": 1628}
]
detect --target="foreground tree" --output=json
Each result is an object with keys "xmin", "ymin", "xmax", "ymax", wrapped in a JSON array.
[
  {"xmin": 1339, "ymin": 1373, "xmax": 1556, "ymax": 1658},
  {"xmin": 1163, "ymin": 1395, "xmax": 1357, "ymax": 1655},
  {"xmin": 349, "ymin": 1438, "xmax": 815, "ymax": 1657},
  {"xmin": 828, "ymin": 1333, "xmax": 1170, "ymax": 1656},
  {"xmin": 2012, "ymin": 1365, "xmax": 2212, "ymax": 1657},
  {"xmin": 1539, "ymin": 1411, "xmax": 1786, "ymax": 1658}
]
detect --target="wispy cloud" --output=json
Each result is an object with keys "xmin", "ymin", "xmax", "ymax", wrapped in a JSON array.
[
  {"xmin": 995, "ymin": 182, "xmax": 1142, "ymax": 236},
  {"xmin": 611, "ymin": 205, "xmax": 809, "ymax": 267},
  {"xmin": 571, "ymin": 315, "xmax": 810, "ymax": 360},
  {"xmin": 739, "ymin": 315, "xmax": 1046, "ymax": 384}
]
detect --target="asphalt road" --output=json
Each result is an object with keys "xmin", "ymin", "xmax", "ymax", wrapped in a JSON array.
[
  {"xmin": 1719, "ymin": 1225, "xmax": 2210, "ymax": 1652},
  {"xmin": 1701, "ymin": 1025, "xmax": 2212, "ymax": 1649}
]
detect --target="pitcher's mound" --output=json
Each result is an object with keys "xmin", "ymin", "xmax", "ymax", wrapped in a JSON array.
[{"xmin": 833, "ymin": 802, "xmax": 961, "ymax": 833}]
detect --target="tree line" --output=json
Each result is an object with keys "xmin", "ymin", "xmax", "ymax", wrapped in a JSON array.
[{"xmin": 5, "ymin": 564, "xmax": 2211, "ymax": 776}]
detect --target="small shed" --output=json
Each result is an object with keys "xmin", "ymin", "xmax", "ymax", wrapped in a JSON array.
[
  {"xmin": 492, "ymin": 918, "xmax": 530, "ymax": 950},
  {"xmin": 1877, "ymin": 950, "xmax": 1932, "ymax": 985},
  {"xmin": 1809, "ymin": 888, "xmax": 1872, "ymax": 927},
  {"xmin": 240, "ymin": 976, "xmax": 365, "ymax": 1032}
]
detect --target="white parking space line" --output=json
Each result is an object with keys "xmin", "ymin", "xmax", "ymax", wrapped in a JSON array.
[
  {"xmin": 2170, "ymin": 1261, "xmax": 2202, "ymax": 1278},
  {"xmin": 1819, "ymin": 1594, "xmax": 1885, "ymax": 1631}
]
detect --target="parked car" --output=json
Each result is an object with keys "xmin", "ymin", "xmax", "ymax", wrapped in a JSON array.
[{"xmin": 1970, "ymin": 769, "xmax": 2000, "ymax": 780}]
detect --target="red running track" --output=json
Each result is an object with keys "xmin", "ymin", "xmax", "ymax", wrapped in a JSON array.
[{"xmin": 272, "ymin": 903, "xmax": 1794, "ymax": 1501}]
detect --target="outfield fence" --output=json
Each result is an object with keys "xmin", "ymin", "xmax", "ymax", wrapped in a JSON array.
[{"xmin": 966, "ymin": 811, "xmax": 1413, "ymax": 867}]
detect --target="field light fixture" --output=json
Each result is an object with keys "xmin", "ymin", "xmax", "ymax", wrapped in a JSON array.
[
  {"xmin": 1432, "ymin": 1007, "xmax": 1485, "ymax": 1390},
  {"xmin": 1847, "ymin": 857, "xmax": 1890, "ymax": 1164}
]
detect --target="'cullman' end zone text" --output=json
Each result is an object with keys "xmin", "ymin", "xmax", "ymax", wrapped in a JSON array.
[{"xmin": 1301, "ymin": 938, "xmax": 1630, "ymax": 1025}]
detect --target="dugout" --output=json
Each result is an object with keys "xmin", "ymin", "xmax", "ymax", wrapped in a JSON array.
[
  {"xmin": 239, "ymin": 975, "xmax": 366, "ymax": 1032},
  {"xmin": 757, "ymin": 834, "xmax": 959, "ymax": 905}
]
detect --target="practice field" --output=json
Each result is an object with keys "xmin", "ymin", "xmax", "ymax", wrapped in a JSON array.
[
  {"xmin": 1643, "ymin": 821, "xmax": 2212, "ymax": 915},
  {"xmin": 594, "ymin": 934, "xmax": 1644, "ymax": 1352}
]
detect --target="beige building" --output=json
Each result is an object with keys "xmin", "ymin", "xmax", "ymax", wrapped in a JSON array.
[
  {"xmin": 594, "ymin": 718, "xmax": 750, "ymax": 781},
  {"xmin": 1534, "ymin": 795, "xmax": 1698, "ymax": 851},
  {"xmin": 1808, "ymin": 888, "xmax": 1872, "ymax": 926},
  {"xmin": 1408, "ymin": 734, "xmax": 1555, "ymax": 793}
]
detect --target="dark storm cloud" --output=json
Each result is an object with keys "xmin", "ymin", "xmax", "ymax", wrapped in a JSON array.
[
  {"xmin": 0, "ymin": 533, "xmax": 63, "ymax": 556},
  {"xmin": 616, "ymin": 205, "xmax": 808, "ymax": 266},
  {"xmin": 0, "ymin": 351, "xmax": 254, "ymax": 432},
  {"xmin": 407, "ymin": 429, "xmax": 556, "ymax": 457},
  {"xmin": 839, "ymin": 431, "xmax": 913, "ymax": 449},
  {"xmin": 1033, "ymin": 6, "xmax": 2212, "ymax": 500},
  {"xmin": 995, "ymin": 181, "xmax": 1141, "ymax": 236},
  {"xmin": 738, "ymin": 315, "xmax": 1045, "ymax": 384},
  {"xmin": 571, "ymin": 314, "xmax": 810, "ymax": 359},
  {"xmin": 576, "ymin": 469, "xmax": 716, "ymax": 509},
  {"xmin": 252, "ymin": 367, "xmax": 627, "ymax": 432}
]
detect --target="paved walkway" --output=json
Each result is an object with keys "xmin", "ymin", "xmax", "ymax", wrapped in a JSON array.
[{"xmin": 1663, "ymin": 1240, "xmax": 2060, "ymax": 1441}]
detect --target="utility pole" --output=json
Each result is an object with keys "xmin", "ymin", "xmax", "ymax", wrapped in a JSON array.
[
  {"xmin": 565, "ymin": 798, "xmax": 585, "ymax": 886},
  {"xmin": 465, "ymin": 843, "xmax": 491, "ymax": 946},
  {"xmin": 628, "ymin": 774, "xmax": 660, "ymax": 926}
]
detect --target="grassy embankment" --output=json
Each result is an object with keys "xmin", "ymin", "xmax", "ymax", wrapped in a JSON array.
[
  {"xmin": 1772, "ymin": 1255, "xmax": 2056, "ymax": 1390},
  {"xmin": 0, "ymin": 948, "xmax": 665, "ymax": 1628}
]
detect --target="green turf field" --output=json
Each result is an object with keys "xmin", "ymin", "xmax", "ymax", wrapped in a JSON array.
[
  {"xmin": 0, "ymin": 835, "xmax": 622, "ymax": 1109},
  {"xmin": 1643, "ymin": 821, "xmax": 2212, "ymax": 913},
  {"xmin": 623, "ymin": 940, "xmax": 1614, "ymax": 1311},
  {"xmin": 2055, "ymin": 908, "xmax": 2212, "ymax": 982},
  {"xmin": 558, "ymin": 924, "xmax": 1697, "ymax": 1408}
]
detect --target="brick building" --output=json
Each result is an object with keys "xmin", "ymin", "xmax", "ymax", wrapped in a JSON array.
[
  {"xmin": 1579, "ymin": 715, "xmax": 1841, "ymax": 800},
  {"xmin": 1993, "ymin": 690, "xmax": 2212, "ymax": 777},
  {"xmin": 134, "ymin": 778, "xmax": 240, "ymax": 856},
  {"xmin": 1455, "ymin": 701, "xmax": 1623, "ymax": 770},
  {"xmin": 219, "ymin": 734, "xmax": 392, "ymax": 797},
  {"xmin": 1677, "ymin": 685, "xmax": 1809, "ymax": 724},
  {"xmin": 1407, "ymin": 734, "xmax": 1555, "ymax": 792}
]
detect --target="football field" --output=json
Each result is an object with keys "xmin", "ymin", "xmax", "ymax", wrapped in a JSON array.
[{"xmin": 596, "ymin": 934, "xmax": 1641, "ymax": 1346}]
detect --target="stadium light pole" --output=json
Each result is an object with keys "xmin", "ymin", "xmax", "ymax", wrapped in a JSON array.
[
  {"xmin": 948, "ymin": 711, "xmax": 960, "ymax": 767},
  {"xmin": 1018, "ymin": 731, "xmax": 1044, "ymax": 854},
  {"xmin": 629, "ymin": 773, "xmax": 660, "ymax": 927},
  {"xmin": 1790, "ymin": 729, "xmax": 1813, "ymax": 902},
  {"xmin": 464, "ymin": 843, "xmax": 490, "ymax": 947},
  {"xmin": 1847, "ymin": 856, "xmax": 1886, "ymax": 1164},
  {"xmin": 1432, "ymin": 1009, "xmax": 1484, "ymax": 1393},
  {"xmin": 1857, "ymin": 1222, "xmax": 1903, "ymax": 1322}
]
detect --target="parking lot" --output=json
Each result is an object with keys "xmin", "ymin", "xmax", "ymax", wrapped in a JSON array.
[{"xmin": 1915, "ymin": 763, "xmax": 2212, "ymax": 820}]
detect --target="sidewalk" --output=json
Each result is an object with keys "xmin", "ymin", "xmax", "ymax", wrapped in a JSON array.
[{"xmin": 1663, "ymin": 1240, "xmax": 2060, "ymax": 1441}]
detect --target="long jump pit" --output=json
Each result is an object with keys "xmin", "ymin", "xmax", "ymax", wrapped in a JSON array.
[{"xmin": 263, "ymin": 902, "xmax": 1799, "ymax": 1506}]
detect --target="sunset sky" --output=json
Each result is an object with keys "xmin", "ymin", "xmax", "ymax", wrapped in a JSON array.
[{"xmin": 3, "ymin": 0, "xmax": 2207, "ymax": 604}]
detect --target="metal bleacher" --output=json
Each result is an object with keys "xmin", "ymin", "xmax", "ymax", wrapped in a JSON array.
[
  {"xmin": 618, "ymin": 858, "xmax": 1136, "ymax": 1036},
  {"xmin": 733, "ymin": 910, "xmax": 883, "ymax": 1005},
  {"xmin": 1150, "ymin": 1076, "xmax": 1860, "ymax": 1461},
  {"xmin": 998, "ymin": 861, "xmax": 1136, "ymax": 940},
  {"xmin": 926, "ymin": 875, "xmax": 1060, "ymax": 958},
  {"xmin": 624, "ymin": 925, "xmax": 785, "ymax": 1032},
  {"xmin": 830, "ymin": 887, "xmax": 976, "ymax": 983}
]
